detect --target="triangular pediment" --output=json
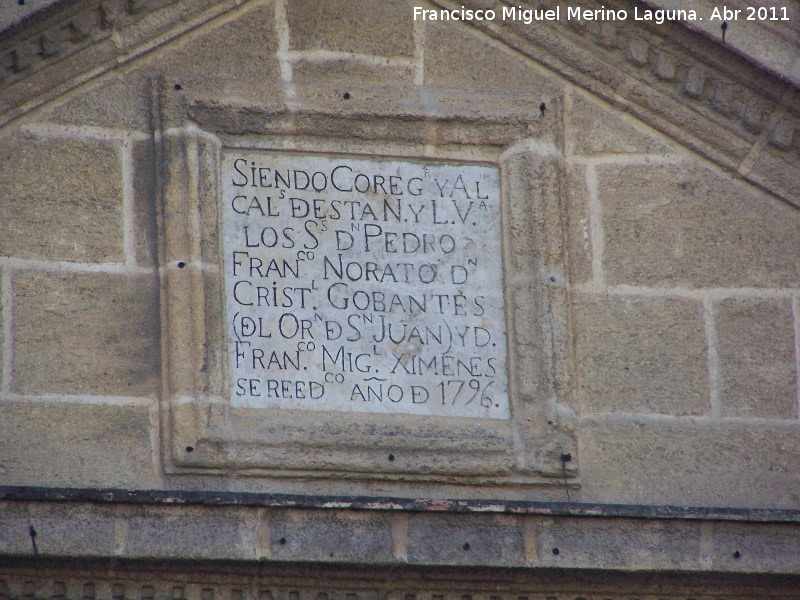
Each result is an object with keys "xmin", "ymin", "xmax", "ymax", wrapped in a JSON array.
[{"xmin": 0, "ymin": 0, "xmax": 798, "ymax": 209}]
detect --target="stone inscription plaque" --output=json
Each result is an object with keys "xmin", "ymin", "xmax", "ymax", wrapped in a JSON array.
[{"xmin": 222, "ymin": 152, "xmax": 509, "ymax": 419}]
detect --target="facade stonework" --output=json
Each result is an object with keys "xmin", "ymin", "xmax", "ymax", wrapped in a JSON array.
[{"xmin": 1, "ymin": 0, "xmax": 800, "ymax": 596}]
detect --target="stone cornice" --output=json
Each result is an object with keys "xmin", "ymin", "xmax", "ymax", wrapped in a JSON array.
[
  {"xmin": 644, "ymin": 0, "xmax": 800, "ymax": 87},
  {"xmin": 3, "ymin": 486, "xmax": 800, "ymax": 573},
  {"xmin": 0, "ymin": 0, "xmax": 232, "ymax": 128}
]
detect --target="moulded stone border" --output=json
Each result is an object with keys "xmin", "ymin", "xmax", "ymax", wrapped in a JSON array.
[{"xmin": 152, "ymin": 78, "xmax": 578, "ymax": 488}]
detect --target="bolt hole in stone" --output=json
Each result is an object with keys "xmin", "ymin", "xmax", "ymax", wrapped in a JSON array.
[
  {"xmin": 177, "ymin": 261, "xmax": 186, "ymax": 268},
  {"xmin": 185, "ymin": 446, "xmax": 194, "ymax": 453},
  {"xmin": 279, "ymin": 537, "xmax": 287, "ymax": 545},
  {"xmin": 463, "ymin": 543, "xmax": 470, "ymax": 551},
  {"xmin": 343, "ymin": 92, "xmax": 351, "ymax": 99},
  {"xmin": 733, "ymin": 550, "xmax": 741, "ymax": 558},
  {"xmin": 18, "ymin": 0, "xmax": 25, "ymax": 5},
  {"xmin": 552, "ymin": 547, "xmax": 560, "ymax": 555},
  {"xmin": 174, "ymin": 83, "xmax": 183, "ymax": 90},
  {"xmin": 388, "ymin": 454, "xmax": 395, "ymax": 461}
]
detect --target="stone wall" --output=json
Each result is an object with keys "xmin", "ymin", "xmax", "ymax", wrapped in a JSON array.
[{"xmin": 1, "ymin": 0, "xmax": 800, "ymax": 575}]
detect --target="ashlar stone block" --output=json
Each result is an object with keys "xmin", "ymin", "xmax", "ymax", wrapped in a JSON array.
[
  {"xmin": 566, "ymin": 92, "xmax": 676, "ymax": 156},
  {"xmin": 42, "ymin": 74, "xmax": 151, "ymax": 132},
  {"xmin": 598, "ymin": 161, "xmax": 800, "ymax": 288},
  {"xmin": 12, "ymin": 271, "xmax": 160, "ymax": 396},
  {"xmin": 573, "ymin": 293, "xmax": 709, "ymax": 415},
  {"xmin": 715, "ymin": 297, "xmax": 798, "ymax": 419},
  {"xmin": 143, "ymin": 3, "xmax": 279, "ymax": 82},
  {"xmin": 407, "ymin": 513, "xmax": 524, "ymax": 566},
  {"xmin": 287, "ymin": 0, "xmax": 415, "ymax": 57},
  {"xmin": 580, "ymin": 417, "xmax": 800, "ymax": 508},
  {"xmin": 0, "ymin": 400, "xmax": 156, "ymax": 488},
  {"xmin": 0, "ymin": 131, "xmax": 124, "ymax": 263},
  {"xmin": 269, "ymin": 510, "xmax": 394, "ymax": 563},
  {"xmin": 564, "ymin": 163, "xmax": 592, "ymax": 284}
]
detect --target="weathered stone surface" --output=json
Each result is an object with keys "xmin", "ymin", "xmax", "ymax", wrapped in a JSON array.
[
  {"xmin": 566, "ymin": 92, "xmax": 676, "ymax": 156},
  {"xmin": 598, "ymin": 162, "xmax": 800, "ymax": 287},
  {"xmin": 12, "ymin": 272, "xmax": 160, "ymax": 396},
  {"xmin": 715, "ymin": 298, "xmax": 798, "ymax": 419},
  {"xmin": 144, "ymin": 3, "xmax": 279, "ymax": 81},
  {"xmin": 711, "ymin": 521, "xmax": 800, "ymax": 573},
  {"xmin": 573, "ymin": 293, "xmax": 709, "ymax": 415},
  {"xmin": 424, "ymin": 18, "xmax": 563, "ymax": 144},
  {"xmin": 425, "ymin": 18, "xmax": 558, "ymax": 94},
  {"xmin": 0, "ymin": 271, "xmax": 4, "ymax": 386},
  {"xmin": 0, "ymin": 131, "xmax": 124, "ymax": 263},
  {"xmin": 745, "ymin": 145, "xmax": 800, "ymax": 211},
  {"xmin": 292, "ymin": 60, "xmax": 415, "ymax": 86},
  {"xmin": 532, "ymin": 516, "xmax": 701, "ymax": 571},
  {"xmin": 0, "ymin": 400, "xmax": 156, "ymax": 488},
  {"xmin": 407, "ymin": 513, "xmax": 524, "ymax": 566},
  {"xmin": 580, "ymin": 417, "xmax": 800, "ymax": 508},
  {"xmin": 270, "ymin": 510, "xmax": 394, "ymax": 563},
  {"xmin": 287, "ymin": 0, "xmax": 414, "ymax": 57},
  {"xmin": 564, "ymin": 163, "xmax": 592, "ymax": 284},
  {"xmin": 41, "ymin": 74, "xmax": 150, "ymax": 132},
  {"xmin": 125, "ymin": 506, "xmax": 255, "ymax": 560},
  {"xmin": 3, "ymin": 502, "xmax": 119, "ymax": 557},
  {"xmin": 132, "ymin": 139, "xmax": 159, "ymax": 268}
]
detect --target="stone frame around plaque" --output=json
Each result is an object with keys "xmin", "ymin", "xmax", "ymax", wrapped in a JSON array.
[{"xmin": 155, "ymin": 78, "xmax": 578, "ymax": 488}]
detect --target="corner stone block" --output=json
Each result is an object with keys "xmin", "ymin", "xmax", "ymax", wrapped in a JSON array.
[
  {"xmin": 580, "ymin": 417, "xmax": 800, "ymax": 508},
  {"xmin": 425, "ymin": 17, "xmax": 562, "ymax": 97},
  {"xmin": 143, "ymin": 3, "xmax": 279, "ymax": 81},
  {"xmin": 715, "ymin": 297, "xmax": 798, "ymax": 419},
  {"xmin": 41, "ymin": 74, "xmax": 151, "ymax": 132},
  {"xmin": 598, "ymin": 161, "xmax": 800, "ymax": 288},
  {"xmin": 0, "ymin": 400, "xmax": 156, "ymax": 488},
  {"xmin": 572, "ymin": 293, "xmax": 709, "ymax": 415},
  {"xmin": 566, "ymin": 92, "xmax": 675, "ymax": 156},
  {"xmin": 287, "ymin": 0, "xmax": 415, "ymax": 57},
  {"xmin": 746, "ymin": 145, "xmax": 800, "ymax": 211},
  {"xmin": 0, "ymin": 131, "xmax": 124, "ymax": 263},
  {"xmin": 12, "ymin": 271, "xmax": 160, "ymax": 396}
]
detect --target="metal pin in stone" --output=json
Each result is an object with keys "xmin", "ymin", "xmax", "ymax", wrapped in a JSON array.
[
  {"xmin": 560, "ymin": 453, "xmax": 572, "ymax": 501},
  {"xmin": 28, "ymin": 524, "xmax": 38, "ymax": 556}
]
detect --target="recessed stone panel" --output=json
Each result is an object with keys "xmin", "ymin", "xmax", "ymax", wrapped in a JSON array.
[{"xmin": 222, "ymin": 151, "xmax": 508, "ymax": 419}]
